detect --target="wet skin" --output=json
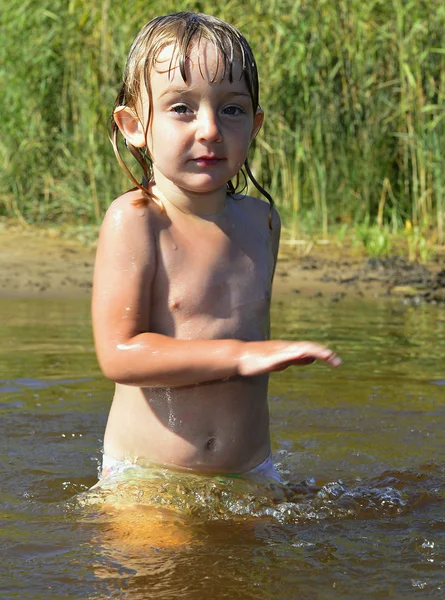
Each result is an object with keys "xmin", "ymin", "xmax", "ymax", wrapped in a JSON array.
[
  {"xmin": 92, "ymin": 41, "xmax": 340, "ymax": 475},
  {"xmin": 97, "ymin": 192, "xmax": 276, "ymax": 473}
]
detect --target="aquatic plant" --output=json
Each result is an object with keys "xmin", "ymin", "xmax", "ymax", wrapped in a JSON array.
[{"xmin": 354, "ymin": 223, "xmax": 393, "ymax": 258}]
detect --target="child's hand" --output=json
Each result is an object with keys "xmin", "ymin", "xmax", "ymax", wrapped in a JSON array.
[{"xmin": 238, "ymin": 341, "xmax": 341, "ymax": 377}]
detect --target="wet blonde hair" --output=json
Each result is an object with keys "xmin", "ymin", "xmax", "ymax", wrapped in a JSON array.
[{"xmin": 111, "ymin": 12, "xmax": 274, "ymax": 226}]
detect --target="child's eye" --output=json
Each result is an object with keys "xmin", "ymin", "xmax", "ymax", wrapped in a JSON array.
[
  {"xmin": 171, "ymin": 104, "xmax": 189, "ymax": 114},
  {"xmin": 222, "ymin": 105, "xmax": 245, "ymax": 116}
]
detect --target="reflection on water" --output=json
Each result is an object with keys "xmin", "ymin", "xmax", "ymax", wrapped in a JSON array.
[{"xmin": 0, "ymin": 297, "xmax": 444, "ymax": 598}]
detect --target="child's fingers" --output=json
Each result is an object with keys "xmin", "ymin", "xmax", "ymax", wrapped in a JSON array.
[
  {"xmin": 327, "ymin": 353, "xmax": 342, "ymax": 367},
  {"xmin": 238, "ymin": 341, "xmax": 341, "ymax": 376},
  {"xmin": 274, "ymin": 357, "xmax": 314, "ymax": 371},
  {"xmin": 288, "ymin": 343, "xmax": 342, "ymax": 367}
]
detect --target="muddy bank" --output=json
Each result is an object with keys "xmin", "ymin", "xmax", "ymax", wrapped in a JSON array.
[
  {"xmin": 1, "ymin": 228, "xmax": 444, "ymax": 303},
  {"xmin": 274, "ymin": 245, "xmax": 445, "ymax": 304},
  {"xmin": 0, "ymin": 229, "xmax": 95, "ymax": 299}
]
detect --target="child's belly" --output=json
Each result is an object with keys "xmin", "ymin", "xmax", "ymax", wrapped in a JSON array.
[{"xmin": 103, "ymin": 375, "xmax": 271, "ymax": 474}]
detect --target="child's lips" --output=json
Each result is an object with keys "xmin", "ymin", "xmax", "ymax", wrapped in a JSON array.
[{"xmin": 193, "ymin": 156, "xmax": 224, "ymax": 166}]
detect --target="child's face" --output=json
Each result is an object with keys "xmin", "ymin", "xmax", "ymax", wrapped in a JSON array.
[{"xmin": 125, "ymin": 40, "xmax": 263, "ymax": 196}]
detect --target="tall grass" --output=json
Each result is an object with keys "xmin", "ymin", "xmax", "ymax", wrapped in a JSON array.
[{"xmin": 1, "ymin": 0, "xmax": 444, "ymax": 242}]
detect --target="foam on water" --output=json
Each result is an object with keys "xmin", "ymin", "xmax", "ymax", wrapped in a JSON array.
[{"xmin": 77, "ymin": 460, "xmax": 445, "ymax": 525}]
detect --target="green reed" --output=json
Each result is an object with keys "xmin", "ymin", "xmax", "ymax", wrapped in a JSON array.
[{"xmin": 1, "ymin": 0, "xmax": 444, "ymax": 244}]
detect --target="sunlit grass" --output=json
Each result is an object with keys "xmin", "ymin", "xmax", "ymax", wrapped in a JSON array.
[{"xmin": 1, "ymin": 0, "xmax": 444, "ymax": 249}]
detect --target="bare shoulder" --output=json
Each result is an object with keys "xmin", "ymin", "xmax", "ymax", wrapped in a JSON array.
[
  {"xmin": 99, "ymin": 190, "xmax": 163, "ymax": 251},
  {"xmin": 102, "ymin": 190, "xmax": 161, "ymax": 230},
  {"xmin": 232, "ymin": 194, "xmax": 281, "ymax": 234}
]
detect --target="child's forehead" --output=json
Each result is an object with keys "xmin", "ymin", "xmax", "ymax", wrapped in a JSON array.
[{"xmin": 151, "ymin": 40, "xmax": 245, "ymax": 85}]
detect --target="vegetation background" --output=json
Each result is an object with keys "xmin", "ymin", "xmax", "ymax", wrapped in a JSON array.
[{"xmin": 1, "ymin": 0, "xmax": 444, "ymax": 257}]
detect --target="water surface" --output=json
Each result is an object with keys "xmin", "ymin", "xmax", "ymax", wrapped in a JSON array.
[{"xmin": 0, "ymin": 297, "xmax": 444, "ymax": 598}]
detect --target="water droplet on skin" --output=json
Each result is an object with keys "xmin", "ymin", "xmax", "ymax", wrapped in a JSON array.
[
  {"xmin": 117, "ymin": 343, "xmax": 142, "ymax": 351},
  {"xmin": 165, "ymin": 388, "xmax": 176, "ymax": 430},
  {"xmin": 112, "ymin": 209, "xmax": 123, "ymax": 228}
]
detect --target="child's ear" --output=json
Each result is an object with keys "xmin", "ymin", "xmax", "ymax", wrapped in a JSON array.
[
  {"xmin": 250, "ymin": 107, "xmax": 264, "ymax": 141},
  {"xmin": 113, "ymin": 106, "xmax": 146, "ymax": 148}
]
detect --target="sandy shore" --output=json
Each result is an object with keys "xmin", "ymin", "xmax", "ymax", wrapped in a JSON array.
[{"xmin": 1, "ymin": 227, "xmax": 444, "ymax": 303}]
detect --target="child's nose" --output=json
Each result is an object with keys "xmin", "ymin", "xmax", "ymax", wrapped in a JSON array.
[{"xmin": 196, "ymin": 110, "xmax": 223, "ymax": 143}]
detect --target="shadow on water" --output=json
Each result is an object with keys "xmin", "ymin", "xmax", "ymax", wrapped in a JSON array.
[{"xmin": 0, "ymin": 297, "xmax": 445, "ymax": 598}]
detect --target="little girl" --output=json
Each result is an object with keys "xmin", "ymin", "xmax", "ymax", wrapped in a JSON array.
[{"xmin": 92, "ymin": 12, "xmax": 341, "ymax": 483}]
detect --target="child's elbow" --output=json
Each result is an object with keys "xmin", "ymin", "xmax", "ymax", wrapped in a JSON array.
[
  {"xmin": 97, "ymin": 350, "xmax": 135, "ymax": 385},
  {"xmin": 101, "ymin": 366, "xmax": 130, "ymax": 385}
]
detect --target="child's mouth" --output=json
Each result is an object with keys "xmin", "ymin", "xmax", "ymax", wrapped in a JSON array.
[{"xmin": 194, "ymin": 156, "xmax": 224, "ymax": 167}]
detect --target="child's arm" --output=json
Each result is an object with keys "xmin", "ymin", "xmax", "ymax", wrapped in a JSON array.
[{"xmin": 92, "ymin": 197, "xmax": 340, "ymax": 388}]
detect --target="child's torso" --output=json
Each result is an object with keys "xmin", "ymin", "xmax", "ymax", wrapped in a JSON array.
[
  {"xmin": 104, "ymin": 196, "xmax": 276, "ymax": 473},
  {"xmin": 152, "ymin": 199, "xmax": 273, "ymax": 341}
]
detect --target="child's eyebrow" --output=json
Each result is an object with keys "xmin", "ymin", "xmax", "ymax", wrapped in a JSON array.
[
  {"xmin": 158, "ymin": 87, "xmax": 191, "ymax": 99},
  {"xmin": 158, "ymin": 88, "xmax": 251, "ymax": 100}
]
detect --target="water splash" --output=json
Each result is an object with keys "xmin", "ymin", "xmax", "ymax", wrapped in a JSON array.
[{"xmin": 77, "ymin": 462, "xmax": 445, "ymax": 525}]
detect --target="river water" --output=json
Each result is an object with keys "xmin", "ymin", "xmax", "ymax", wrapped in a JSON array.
[{"xmin": 0, "ymin": 296, "xmax": 444, "ymax": 598}]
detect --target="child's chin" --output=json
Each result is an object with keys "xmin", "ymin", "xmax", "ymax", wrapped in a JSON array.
[{"xmin": 181, "ymin": 178, "xmax": 230, "ymax": 194}]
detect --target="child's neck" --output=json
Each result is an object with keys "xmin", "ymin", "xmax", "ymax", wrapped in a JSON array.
[{"xmin": 152, "ymin": 175, "xmax": 228, "ymax": 220}]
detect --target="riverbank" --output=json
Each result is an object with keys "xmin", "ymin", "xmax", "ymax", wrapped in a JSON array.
[{"xmin": 1, "ymin": 225, "xmax": 444, "ymax": 303}]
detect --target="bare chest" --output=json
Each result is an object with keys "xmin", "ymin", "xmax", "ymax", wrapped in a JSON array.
[{"xmin": 151, "ymin": 219, "xmax": 274, "ymax": 340}]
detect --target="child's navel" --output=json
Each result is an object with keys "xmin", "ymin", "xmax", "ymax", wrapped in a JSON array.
[{"xmin": 205, "ymin": 437, "xmax": 216, "ymax": 451}]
